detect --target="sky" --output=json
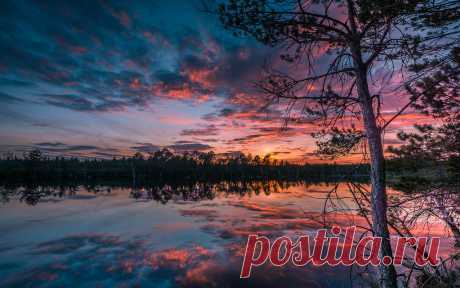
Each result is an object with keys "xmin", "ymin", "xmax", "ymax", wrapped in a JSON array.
[{"xmin": 0, "ymin": 0, "xmax": 437, "ymax": 163}]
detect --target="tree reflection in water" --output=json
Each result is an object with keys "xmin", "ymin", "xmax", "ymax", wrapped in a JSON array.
[{"xmin": 0, "ymin": 180, "xmax": 322, "ymax": 206}]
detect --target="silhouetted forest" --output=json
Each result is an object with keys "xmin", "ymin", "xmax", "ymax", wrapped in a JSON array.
[{"xmin": 0, "ymin": 148, "xmax": 371, "ymax": 186}]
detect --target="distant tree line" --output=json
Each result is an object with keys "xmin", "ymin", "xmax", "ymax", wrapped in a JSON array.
[{"xmin": 0, "ymin": 148, "xmax": 370, "ymax": 185}]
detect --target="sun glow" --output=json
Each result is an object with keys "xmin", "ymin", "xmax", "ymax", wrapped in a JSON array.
[{"xmin": 261, "ymin": 146, "xmax": 273, "ymax": 156}]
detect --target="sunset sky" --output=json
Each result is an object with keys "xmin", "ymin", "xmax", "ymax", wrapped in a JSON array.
[{"xmin": 0, "ymin": 0, "xmax": 436, "ymax": 163}]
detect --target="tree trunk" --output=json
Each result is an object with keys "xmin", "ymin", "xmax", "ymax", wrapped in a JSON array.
[
  {"xmin": 353, "ymin": 64, "xmax": 398, "ymax": 288},
  {"xmin": 344, "ymin": 1, "xmax": 398, "ymax": 285},
  {"xmin": 359, "ymin": 75, "xmax": 398, "ymax": 288}
]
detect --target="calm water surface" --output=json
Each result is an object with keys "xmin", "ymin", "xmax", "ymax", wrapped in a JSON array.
[{"xmin": 0, "ymin": 182, "xmax": 452, "ymax": 287}]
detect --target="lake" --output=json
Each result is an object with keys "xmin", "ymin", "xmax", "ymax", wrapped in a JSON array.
[{"xmin": 0, "ymin": 181, "xmax": 454, "ymax": 287}]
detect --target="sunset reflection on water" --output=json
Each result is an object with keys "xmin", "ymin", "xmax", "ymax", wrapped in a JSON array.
[{"xmin": 0, "ymin": 182, "xmax": 454, "ymax": 287}]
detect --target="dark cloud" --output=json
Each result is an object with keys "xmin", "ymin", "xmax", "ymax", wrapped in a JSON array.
[
  {"xmin": 130, "ymin": 143, "xmax": 161, "ymax": 154},
  {"xmin": 42, "ymin": 94, "xmax": 95, "ymax": 111},
  {"xmin": 218, "ymin": 108, "xmax": 236, "ymax": 117},
  {"xmin": 62, "ymin": 145, "xmax": 101, "ymax": 151},
  {"xmin": 257, "ymin": 127, "xmax": 288, "ymax": 133},
  {"xmin": 173, "ymin": 140, "xmax": 195, "ymax": 145},
  {"xmin": 0, "ymin": 78, "xmax": 36, "ymax": 87},
  {"xmin": 35, "ymin": 142, "xmax": 66, "ymax": 147},
  {"xmin": 180, "ymin": 124, "xmax": 219, "ymax": 137},
  {"xmin": 181, "ymin": 54, "xmax": 210, "ymax": 71},
  {"xmin": 42, "ymin": 93, "xmax": 126, "ymax": 112},
  {"xmin": 0, "ymin": 92, "xmax": 24, "ymax": 103},
  {"xmin": 229, "ymin": 134, "xmax": 265, "ymax": 144},
  {"xmin": 30, "ymin": 142, "xmax": 120, "ymax": 158},
  {"xmin": 153, "ymin": 70, "xmax": 187, "ymax": 85},
  {"xmin": 192, "ymin": 138, "xmax": 220, "ymax": 143},
  {"xmin": 36, "ymin": 144, "xmax": 99, "ymax": 152},
  {"xmin": 166, "ymin": 141, "xmax": 212, "ymax": 152}
]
